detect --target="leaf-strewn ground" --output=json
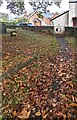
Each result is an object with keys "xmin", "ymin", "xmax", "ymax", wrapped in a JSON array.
[{"xmin": 2, "ymin": 30, "xmax": 77, "ymax": 119}]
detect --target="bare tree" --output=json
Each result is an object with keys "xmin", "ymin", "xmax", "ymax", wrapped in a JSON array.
[
  {"xmin": 5, "ymin": 0, "xmax": 25, "ymax": 15},
  {"xmin": 0, "ymin": 0, "xmax": 62, "ymax": 15},
  {"xmin": 29, "ymin": 0, "xmax": 62, "ymax": 12}
]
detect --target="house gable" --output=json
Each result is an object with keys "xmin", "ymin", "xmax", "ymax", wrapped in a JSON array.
[
  {"xmin": 51, "ymin": 11, "xmax": 69, "ymax": 21},
  {"xmin": 33, "ymin": 18, "xmax": 42, "ymax": 26},
  {"xmin": 28, "ymin": 11, "xmax": 40, "ymax": 25},
  {"xmin": 51, "ymin": 11, "xmax": 69, "ymax": 34},
  {"xmin": 69, "ymin": 0, "xmax": 77, "ymax": 3},
  {"xmin": 33, "ymin": 18, "xmax": 42, "ymax": 22},
  {"xmin": 28, "ymin": 11, "xmax": 38, "ymax": 19}
]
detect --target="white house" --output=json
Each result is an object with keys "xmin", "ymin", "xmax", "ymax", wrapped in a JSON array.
[
  {"xmin": 69, "ymin": 0, "xmax": 77, "ymax": 26},
  {"xmin": 51, "ymin": 11, "xmax": 69, "ymax": 34},
  {"xmin": 51, "ymin": 0, "xmax": 77, "ymax": 34}
]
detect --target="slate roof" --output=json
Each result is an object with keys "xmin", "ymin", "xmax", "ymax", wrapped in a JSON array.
[{"xmin": 42, "ymin": 12, "xmax": 54, "ymax": 18}]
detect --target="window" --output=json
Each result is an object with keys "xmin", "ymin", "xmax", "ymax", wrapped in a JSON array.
[
  {"xmin": 56, "ymin": 27, "xmax": 61, "ymax": 32},
  {"xmin": 56, "ymin": 28, "xmax": 58, "ymax": 31}
]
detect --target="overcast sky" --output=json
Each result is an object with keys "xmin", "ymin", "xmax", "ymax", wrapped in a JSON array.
[{"xmin": 0, "ymin": 0, "xmax": 69, "ymax": 19}]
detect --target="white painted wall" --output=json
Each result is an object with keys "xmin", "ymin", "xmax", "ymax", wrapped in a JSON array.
[
  {"xmin": 51, "ymin": 12, "xmax": 69, "ymax": 34},
  {"xmin": 69, "ymin": 2, "xmax": 77, "ymax": 26},
  {"xmin": 75, "ymin": 2, "xmax": 77, "ymax": 16}
]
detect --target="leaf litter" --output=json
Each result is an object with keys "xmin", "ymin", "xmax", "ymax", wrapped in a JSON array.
[{"xmin": 2, "ymin": 31, "xmax": 77, "ymax": 119}]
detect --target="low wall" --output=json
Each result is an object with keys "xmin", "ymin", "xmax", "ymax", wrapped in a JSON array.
[
  {"xmin": 6, "ymin": 26, "xmax": 54, "ymax": 35},
  {"xmin": 6, "ymin": 25, "xmax": 77, "ymax": 37},
  {"xmin": 73, "ymin": 27, "xmax": 77, "ymax": 37},
  {"xmin": 65, "ymin": 27, "xmax": 77, "ymax": 37}
]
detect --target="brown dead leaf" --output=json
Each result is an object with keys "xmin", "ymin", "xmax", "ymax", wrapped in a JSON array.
[
  {"xmin": 5, "ymin": 56, "xmax": 9, "ymax": 60},
  {"xmin": 22, "ymin": 67, "xmax": 27, "ymax": 71},
  {"xmin": 41, "ymin": 109, "xmax": 46, "ymax": 117},
  {"xmin": 42, "ymin": 114, "xmax": 48, "ymax": 119},
  {"xmin": 52, "ymin": 103, "xmax": 56, "ymax": 107},
  {"xmin": 13, "ymin": 111, "xmax": 17, "ymax": 117},
  {"xmin": 62, "ymin": 114, "xmax": 66, "ymax": 119},
  {"xmin": 18, "ymin": 108, "xmax": 31, "ymax": 119},
  {"xmin": 72, "ymin": 95, "xmax": 75, "ymax": 102},
  {"xmin": 35, "ymin": 111, "xmax": 41, "ymax": 116},
  {"xmin": 66, "ymin": 74, "xmax": 70, "ymax": 79},
  {"xmin": 56, "ymin": 112, "xmax": 63, "ymax": 117},
  {"xmin": 69, "ymin": 103, "xmax": 77, "ymax": 107}
]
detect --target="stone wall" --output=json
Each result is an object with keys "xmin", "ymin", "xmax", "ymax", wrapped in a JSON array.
[
  {"xmin": 6, "ymin": 26, "xmax": 54, "ymax": 35},
  {"xmin": 6, "ymin": 25, "xmax": 77, "ymax": 37},
  {"xmin": 65, "ymin": 27, "xmax": 77, "ymax": 37}
]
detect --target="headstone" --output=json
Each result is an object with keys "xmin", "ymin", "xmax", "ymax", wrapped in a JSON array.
[
  {"xmin": 0, "ymin": 22, "xmax": 6, "ymax": 34},
  {"xmin": 0, "ymin": 23, "xmax": 2, "ymax": 34},
  {"xmin": 10, "ymin": 30, "xmax": 17, "ymax": 36}
]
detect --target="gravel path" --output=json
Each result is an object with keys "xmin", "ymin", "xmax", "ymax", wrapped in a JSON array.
[
  {"xmin": 56, "ymin": 35, "xmax": 72, "ymax": 61},
  {"xmin": 51, "ymin": 35, "xmax": 75, "ymax": 95}
]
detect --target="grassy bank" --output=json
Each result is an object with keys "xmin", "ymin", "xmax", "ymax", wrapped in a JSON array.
[
  {"xmin": 2, "ymin": 30, "xmax": 59, "ymax": 73},
  {"xmin": 2, "ymin": 30, "xmax": 59, "ymax": 119},
  {"xmin": 65, "ymin": 36, "xmax": 76, "ymax": 48}
]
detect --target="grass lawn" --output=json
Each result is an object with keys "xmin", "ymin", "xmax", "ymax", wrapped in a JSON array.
[
  {"xmin": 2, "ymin": 30, "xmax": 59, "ymax": 73},
  {"xmin": 65, "ymin": 36, "xmax": 77, "ymax": 76},
  {"xmin": 2, "ymin": 30, "xmax": 60, "ymax": 119},
  {"xmin": 65, "ymin": 36, "xmax": 76, "ymax": 48}
]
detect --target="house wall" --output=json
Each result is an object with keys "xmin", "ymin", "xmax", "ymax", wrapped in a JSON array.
[
  {"xmin": 28, "ymin": 12, "xmax": 45, "ymax": 26},
  {"xmin": 34, "ymin": 21, "xmax": 41, "ymax": 26},
  {"xmin": 28, "ymin": 12, "xmax": 39, "ymax": 25},
  {"xmin": 43, "ymin": 17, "xmax": 51, "ymax": 26},
  {"xmin": 69, "ymin": 2, "xmax": 77, "ymax": 26},
  {"xmin": 75, "ymin": 2, "xmax": 77, "ymax": 16},
  {"xmin": 51, "ymin": 12, "xmax": 69, "ymax": 34}
]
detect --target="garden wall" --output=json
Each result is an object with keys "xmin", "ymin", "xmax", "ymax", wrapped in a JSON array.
[
  {"xmin": 65, "ymin": 27, "xmax": 77, "ymax": 37},
  {"xmin": 6, "ymin": 26, "xmax": 54, "ymax": 35},
  {"xmin": 6, "ymin": 25, "xmax": 77, "ymax": 37},
  {"xmin": 22, "ymin": 26, "xmax": 54, "ymax": 35}
]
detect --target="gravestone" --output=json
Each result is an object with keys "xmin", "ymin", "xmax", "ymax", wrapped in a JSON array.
[
  {"xmin": 10, "ymin": 30, "xmax": 17, "ymax": 36},
  {"xmin": 0, "ymin": 22, "xmax": 6, "ymax": 34}
]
